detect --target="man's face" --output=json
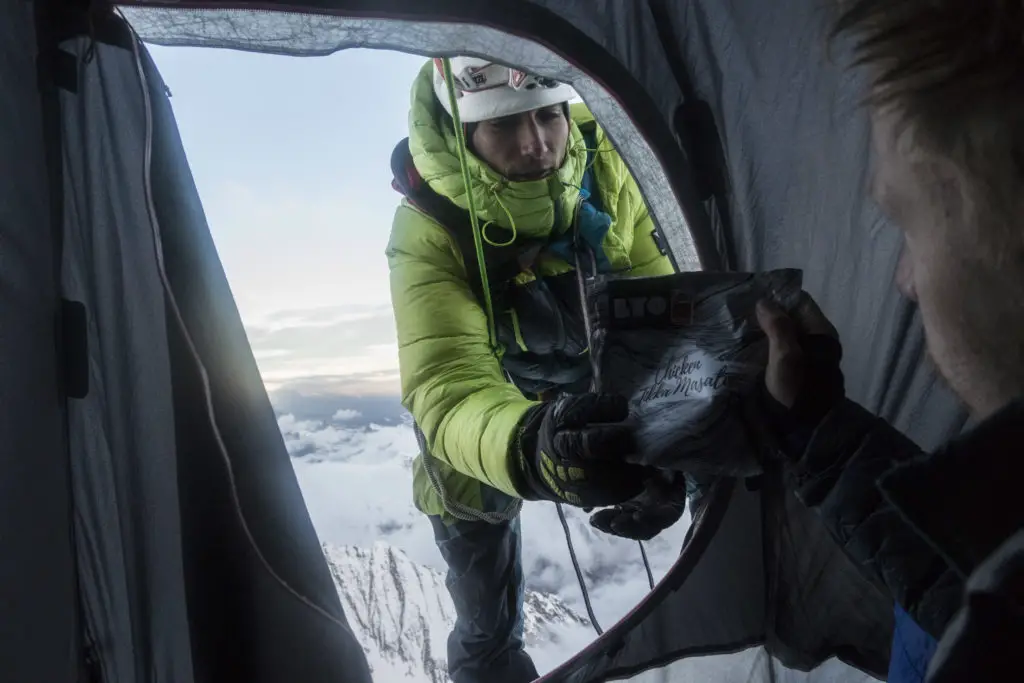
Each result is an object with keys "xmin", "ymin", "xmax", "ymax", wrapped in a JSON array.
[
  {"xmin": 471, "ymin": 105, "xmax": 569, "ymax": 182},
  {"xmin": 871, "ymin": 107, "xmax": 1024, "ymax": 418}
]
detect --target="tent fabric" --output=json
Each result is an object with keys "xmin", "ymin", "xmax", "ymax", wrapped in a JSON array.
[
  {"xmin": 60, "ymin": 32, "xmax": 198, "ymax": 683},
  {"xmin": 3, "ymin": 2, "xmax": 371, "ymax": 682},
  {"xmin": 3, "ymin": 1, "xmax": 975, "ymax": 682},
  {"xmin": 604, "ymin": 648, "xmax": 878, "ymax": 683},
  {"xmin": 0, "ymin": 2, "xmax": 80, "ymax": 682},
  {"xmin": 662, "ymin": 0, "xmax": 969, "ymax": 446},
  {"xmin": 543, "ymin": 470, "xmax": 894, "ymax": 683}
]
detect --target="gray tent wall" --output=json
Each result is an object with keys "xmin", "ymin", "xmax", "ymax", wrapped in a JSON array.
[
  {"xmin": 2, "ymin": 2, "xmax": 373, "ymax": 682},
  {"xmin": 664, "ymin": 0, "xmax": 968, "ymax": 438},
  {"xmin": 1, "ymin": 2, "xmax": 80, "ymax": 682}
]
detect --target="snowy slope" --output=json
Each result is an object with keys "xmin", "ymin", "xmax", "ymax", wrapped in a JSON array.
[{"xmin": 324, "ymin": 542, "xmax": 590, "ymax": 683}]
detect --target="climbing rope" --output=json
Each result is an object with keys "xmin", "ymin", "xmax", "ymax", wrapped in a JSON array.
[
  {"xmin": 557, "ymin": 503, "xmax": 658, "ymax": 637},
  {"xmin": 441, "ymin": 63, "xmax": 659, "ymax": 630},
  {"xmin": 639, "ymin": 540, "xmax": 656, "ymax": 590},
  {"xmin": 557, "ymin": 502, "xmax": 603, "ymax": 634},
  {"xmin": 440, "ymin": 57, "xmax": 499, "ymax": 352}
]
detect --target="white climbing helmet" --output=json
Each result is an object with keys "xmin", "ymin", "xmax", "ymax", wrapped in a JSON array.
[{"xmin": 432, "ymin": 56, "xmax": 577, "ymax": 123}]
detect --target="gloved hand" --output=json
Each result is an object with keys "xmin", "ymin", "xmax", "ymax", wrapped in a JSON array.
[
  {"xmin": 755, "ymin": 291, "xmax": 845, "ymax": 450},
  {"xmin": 589, "ymin": 471, "xmax": 687, "ymax": 541},
  {"xmin": 514, "ymin": 393, "xmax": 648, "ymax": 508}
]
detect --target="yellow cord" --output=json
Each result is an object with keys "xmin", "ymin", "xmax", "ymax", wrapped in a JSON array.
[
  {"xmin": 481, "ymin": 192, "xmax": 519, "ymax": 246},
  {"xmin": 578, "ymin": 145, "xmax": 614, "ymax": 174}
]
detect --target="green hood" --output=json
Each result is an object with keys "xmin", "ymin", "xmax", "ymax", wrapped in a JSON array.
[{"xmin": 407, "ymin": 60, "xmax": 589, "ymax": 242}]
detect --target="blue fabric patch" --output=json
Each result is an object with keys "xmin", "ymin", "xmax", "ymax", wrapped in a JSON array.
[
  {"xmin": 888, "ymin": 603, "xmax": 939, "ymax": 683},
  {"xmin": 548, "ymin": 129, "xmax": 614, "ymax": 273}
]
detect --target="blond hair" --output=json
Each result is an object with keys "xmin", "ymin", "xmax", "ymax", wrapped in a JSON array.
[{"xmin": 833, "ymin": 0, "xmax": 1024, "ymax": 233}]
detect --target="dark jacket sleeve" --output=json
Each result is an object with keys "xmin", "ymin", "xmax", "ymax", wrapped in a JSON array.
[
  {"xmin": 924, "ymin": 529, "xmax": 1024, "ymax": 683},
  {"xmin": 786, "ymin": 398, "xmax": 961, "ymax": 638}
]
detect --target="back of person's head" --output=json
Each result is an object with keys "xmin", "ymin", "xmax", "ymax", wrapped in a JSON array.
[
  {"xmin": 835, "ymin": 1, "xmax": 1024, "ymax": 215},
  {"xmin": 834, "ymin": 1, "xmax": 1024, "ymax": 417}
]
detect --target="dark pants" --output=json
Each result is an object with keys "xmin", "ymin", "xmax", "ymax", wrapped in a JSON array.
[{"xmin": 429, "ymin": 514, "xmax": 539, "ymax": 683}]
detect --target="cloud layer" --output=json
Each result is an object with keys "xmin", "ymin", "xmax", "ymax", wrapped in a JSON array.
[{"xmin": 245, "ymin": 303, "xmax": 401, "ymax": 393}]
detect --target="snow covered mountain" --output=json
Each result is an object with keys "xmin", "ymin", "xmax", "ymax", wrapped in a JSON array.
[{"xmin": 324, "ymin": 542, "xmax": 590, "ymax": 683}]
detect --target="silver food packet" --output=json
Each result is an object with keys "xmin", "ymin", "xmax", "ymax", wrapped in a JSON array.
[{"xmin": 586, "ymin": 268, "xmax": 803, "ymax": 476}]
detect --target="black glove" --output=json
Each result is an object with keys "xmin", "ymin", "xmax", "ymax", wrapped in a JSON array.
[
  {"xmin": 760, "ymin": 333, "xmax": 844, "ymax": 422},
  {"xmin": 760, "ymin": 333, "xmax": 845, "ymax": 458},
  {"xmin": 514, "ymin": 393, "xmax": 648, "ymax": 508},
  {"xmin": 589, "ymin": 471, "xmax": 686, "ymax": 541},
  {"xmin": 756, "ymin": 294, "xmax": 845, "ymax": 433}
]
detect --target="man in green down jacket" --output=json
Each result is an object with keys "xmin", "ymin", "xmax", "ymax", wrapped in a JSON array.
[{"xmin": 386, "ymin": 57, "xmax": 683, "ymax": 683}]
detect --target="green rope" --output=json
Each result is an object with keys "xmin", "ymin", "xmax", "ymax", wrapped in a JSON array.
[{"xmin": 441, "ymin": 57, "xmax": 499, "ymax": 353}]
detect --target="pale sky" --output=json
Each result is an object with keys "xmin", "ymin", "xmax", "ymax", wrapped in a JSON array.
[{"xmin": 148, "ymin": 45, "xmax": 428, "ymax": 393}]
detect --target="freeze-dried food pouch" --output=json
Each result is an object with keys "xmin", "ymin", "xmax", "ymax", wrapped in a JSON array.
[{"xmin": 586, "ymin": 268, "xmax": 803, "ymax": 476}]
